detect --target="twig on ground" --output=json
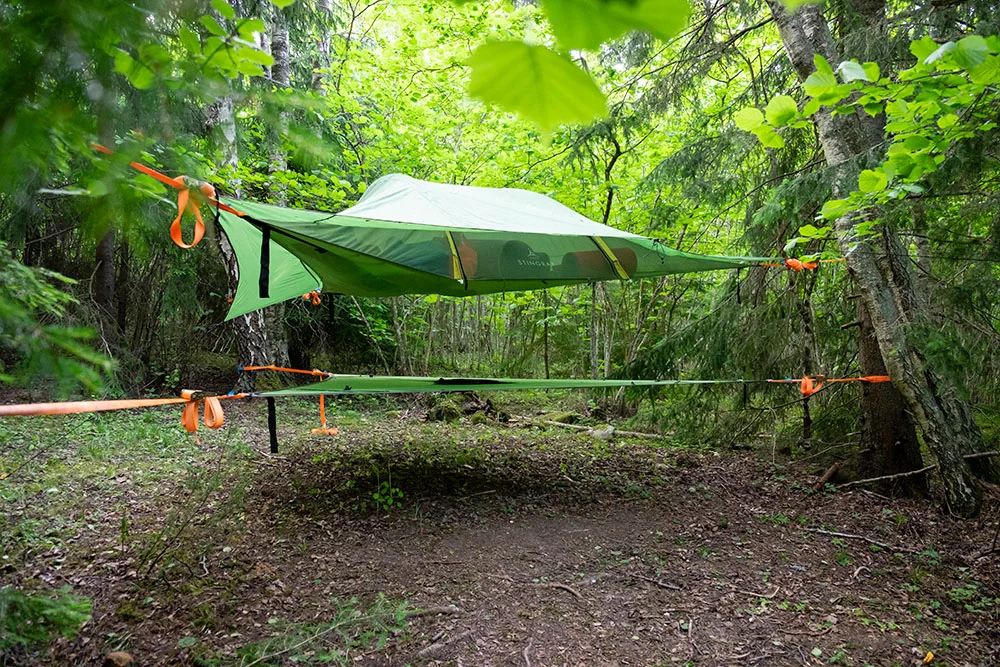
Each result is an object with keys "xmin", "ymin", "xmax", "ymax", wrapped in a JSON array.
[
  {"xmin": 781, "ymin": 625, "xmax": 833, "ymax": 637},
  {"xmin": 804, "ymin": 528, "xmax": 920, "ymax": 554},
  {"xmin": 458, "ymin": 489, "xmax": 496, "ymax": 500},
  {"xmin": 538, "ymin": 420, "xmax": 667, "ymax": 439},
  {"xmin": 836, "ymin": 464, "xmax": 937, "ymax": 490},
  {"xmin": 522, "ymin": 637, "xmax": 533, "ymax": 667},
  {"xmin": 732, "ymin": 586, "xmax": 780, "ymax": 599},
  {"xmin": 813, "ymin": 462, "xmax": 842, "ymax": 491},
  {"xmin": 535, "ymin": 582, "xmax": 583, "ymax": 599},
  {"xmin": 632, "ymin": 574, "xmax": 682, "ymax": 591},
  {"xmin": 405, "ymin": 605, "xmax": 463, "ymax": 618}
]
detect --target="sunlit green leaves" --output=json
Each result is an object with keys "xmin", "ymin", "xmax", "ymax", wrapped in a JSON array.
[
  {"xmin": 734, "ymin": 107, "xmax": 764, "ymax": 131},
  {"xmin": 837, "ymin": 61, "xmax": 870, "ymax": 83},
  {"xmin": 113, "ymin": 49, "xmax": 155, "ymax": 89},
  {"xmin": 803, "ymin": 70, "xmax": 838, "ymax": 97},
  {"xmin": 468, "ymin": 42, "xmax": 607, "ymax": 134},
  {"xmin": 857, "ymin": 169, "xmax": 887, "ymax": 193},
  {"xmin": 542, "ymin": 0, "xmax": 691, "ymax": 50},
  {"xmin": 211, "ymin": 0, "xmax": 236, "ymax": 20},
  {"xmin": 764, "ymin": 95, "xmax": 797, "ymax": 126},
  {"xmin": 953, "ymin": 35, "xmax": 989, "ymax": 69},
  {"xmin": 820, "ymin": 199, "xmax": 852, "ymax": 220},
  {"xmin": 269, "ymin": 0, "xmax": 297, "ymax": 7}
]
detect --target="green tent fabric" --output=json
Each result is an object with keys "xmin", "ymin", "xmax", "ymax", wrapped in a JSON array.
[
  {"xmin": 219, "ymin": 174, "xmax": 765, "ymax": 319},
  {"xmin": 260, "ymin": 374, "xmax": 739, "ymax": 397}
]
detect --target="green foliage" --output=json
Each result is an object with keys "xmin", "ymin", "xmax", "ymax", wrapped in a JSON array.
[
  {"xmin": 233, "ymin": 595, "xmax": 410, "ymax": 665},
  {"xmin": 0, "ymin": 242, "xmax": 111, "ymax": 393},
  {"xmin": 0, "ymin": 586, "xmax": 92, "ymax": 650},
  {"xmin": 738, "ymin": 35, "xmax": 1000, "ymax": 223},
  {"xmin": 468, "ymin": 42, "xmax": 608, "ymax": 135}
]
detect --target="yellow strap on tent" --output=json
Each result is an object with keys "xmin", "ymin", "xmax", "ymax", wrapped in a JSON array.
[
  {"xmin": 592, "ymin": 236, "xmax": 631, "ymax": 280},
  {"xmin": 445, "ymin": 231, "xmax": 463, "ymax": 282}
]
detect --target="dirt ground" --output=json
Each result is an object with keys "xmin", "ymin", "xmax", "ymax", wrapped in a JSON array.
[{"xmin": 3, "ymin": 398, "xmax": 1000, "ymax": 666}]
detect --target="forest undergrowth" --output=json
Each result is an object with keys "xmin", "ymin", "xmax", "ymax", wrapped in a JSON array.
[{"xmin": 2, "ymin": 393, "xmax": 999, "ymax": 666}]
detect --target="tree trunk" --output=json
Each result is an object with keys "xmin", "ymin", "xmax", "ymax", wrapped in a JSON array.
[
  {"xmin": 94, "ymin": 230, "xmax": 117, "ymax": 349},
  {"xmin": 314, "ymin": 0, "xmax": 333, "ymax": 93},
  {"xmin": 856, "ymin": 299, "xmax": 926, "ymax": 496},
  {"xmin": 767, "ymin": 0, "xmax": 997, "ymax": 515},
  {"xmin": 206, "ymin": 92, "xmax": 271, "ymax": 391}
]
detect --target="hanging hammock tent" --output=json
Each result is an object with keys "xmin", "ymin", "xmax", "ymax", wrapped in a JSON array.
[{"xmin": 217, "ymin": 174, "xmax": 763, "ymax": 319}]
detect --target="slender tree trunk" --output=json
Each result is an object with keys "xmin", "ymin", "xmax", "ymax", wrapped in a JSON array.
[
  {"xmin": 314, "ymin": 0, "xmax": 333, "ymax": 93},
  {"xmin": 767, "ymin": 0, "xmax": 997, "ymax": 515},
  {"xmin": 543, "ymin": 290, "xmax": 550, "ymax": 379},
  {"xmin": 206, "ymin": 93, "xmax": 270, "ymax": 391},
  {"xmin": 590, "ymin": 283, "xmax": 599, "ymax": 379}
]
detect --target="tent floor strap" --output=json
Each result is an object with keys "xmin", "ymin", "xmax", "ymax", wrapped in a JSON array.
[{"xmin": 267, "ymin": 397, "xmax": 278, "ymax": 453}]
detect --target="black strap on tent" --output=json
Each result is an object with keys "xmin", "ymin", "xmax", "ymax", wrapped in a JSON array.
[
  {"xmin": 259, "ymin": 226, "xmax": 271, "ymax": 298},
  {"xmin": 267, "ymin": 397, "xmax": 278, "ymax": 453}
]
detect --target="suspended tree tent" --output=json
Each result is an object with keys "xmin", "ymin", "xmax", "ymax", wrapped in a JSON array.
[{"xmin": 218, "ymin": 174, "xmax": 762, "ymax": 319}]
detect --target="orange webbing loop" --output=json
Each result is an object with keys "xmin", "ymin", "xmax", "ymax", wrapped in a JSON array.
[
  {"xmin": 90, "ymin": 143, "xmax": 247, "ymax": 249},
  {"xmin": 762, "ymin": 258, "xmax": 846, "ymax": 271},
  {"xmin": 180, "ymin": 390, "xmax": 244, "ymax": 437},
  {"xmin": 303, "ymin": 291, "xmax": 322, "ymax": 306},
  {"xmin": 828, "ymin": 375, "xmax": 891, "ymax": 384},
  {"xmin": 169, "ymin": 180, "xmax": 217, "ymax": 249},
  {"xmin": 310, "ymin": 394, "xmax": 339, "ymax": 436},
  {"xmin": 800, "ymin": 375, "xmax": 825, "ymax": 397},
  {"xmin": 0, "ymin": 396, "xmax": 189, "ymax": 417}
]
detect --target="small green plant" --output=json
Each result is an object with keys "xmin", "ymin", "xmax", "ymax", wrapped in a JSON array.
[
  {"xmin": 759, "ymin": 513, "xmax": 791, "ymax": 526},
  {"xmin": 372, "ymin": 481, "xmax": 403, "ymax": 511},
  {"xmin": 0, "ymin": 586, "xmax": 92, "ymax": 650}
]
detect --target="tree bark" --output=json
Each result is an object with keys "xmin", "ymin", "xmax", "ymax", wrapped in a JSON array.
[
  {"xmin": 314, "ymin": 0, "xmax": 334, "ymax": 93},
  {"xmin": 767, "ymin": 0, "xmax": 997, "ymax": 515}
]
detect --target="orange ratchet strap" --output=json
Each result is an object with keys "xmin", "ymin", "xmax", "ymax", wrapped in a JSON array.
[
  {"xmin": 303, "ymin": 291, "xmax": 322, "ymax": 306},
  {"xmin": 0, "ymin": 391, "xmax": 247, "ymax": 440},
  {"xmin": 762, "ymin": 258, "xmax": 847, "ymax": 271},
  {"xmin": 91, "ymin": 144, "xmax": 246, "ymax": 249},
  {"xmin": 768, "ymin": 375, "xmax": 891, "ymax": 396}
]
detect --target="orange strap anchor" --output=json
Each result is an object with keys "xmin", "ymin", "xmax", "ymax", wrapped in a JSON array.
[
  {"xmin": 768, "ymin": 374, "xmax": 891, "ymax": 396},
  {"xmin": 91, "ymin": 144, "xmax": 247, "ymax": 249},
  {"xmin": 762, "ymin": 258, "xmax": 847, "ymax": 271},
  {"xmin": 311, "ymin": 394, "xmax": 339, "ymax": 436},
  {"xmin": 180, "ymin": 390, "xmax": 227, "ymax": 434},
  {"xmin": 303, "ymin": 291, "xmax": 322, "ymax": 306}
]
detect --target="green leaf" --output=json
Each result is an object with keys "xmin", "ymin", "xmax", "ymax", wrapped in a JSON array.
[
  {"xmin": 837, "ymin": 61, "xmax": 870, "ymax": 83},
  {"xmin": 802, "ymin": 98, "xmax": 821, "ymax": 117},
  {"xmin": 542, "ymin": 0, "xmax": 691, "ymax": 50},
  {"xmin": 241, "ymin": 48, "xmax": 275, "ymax": 66},
  {"xmin": 178, "ymin": 636, "xmax": 197, "ymax": 648},
  {"xmin": 937, "ymin": 113, "xmax": 959, "ymax": 129},
  {"xmin": 803, "ymin": 71, "xmax": 838, "ymax": 97},
  {"xmin": 902, "ymin": 135, "xmax": 930, "ymax": 151},
  {"xmin": 179, "ymin": 25, "xmax": 201, "ymax": 54},
  {"xmin": 820, "ymin": 199, "xmax": 852, "ymax": 220},
  {"xmin": 781, "ymin": 0, "xmax": 822, "ymax": 8},
  {"xmin": 953, "ymin": 35, "xmax": 989, "ymax": 70},
  {"xmin": 199, "ymin": 15, "xmax": 227, "ymax": 36},
  {"xmin": 969, "ymin": 54, "xmax": 1000, "ymax": 84},
  {"xmin": 813, "ymin": 54, "xmax": 834, "ymax": 75},
  {"xmin": 468, "ymin": 42, "xmax": 607, "ymax": 134},
  {"xmin": 734, "ymin": 107, "xmax": 765, "ymax": 131},
  {"xmin": 910, "ymin": 36, "xmax": 939, "ymax": 62},
  {"xmin": 862, "ymin": 62, "xmax": 881, "ymax": 81},
  {"xmin": 924, "ymin": 41, "xmax": 955, "ymax": 64},
  {"xmin": 752, "ymin": 125, "xmax": 785, "ymax": 149},
  {"xmin": 269, "ymin": 0, "xmax": 297, "ymax": 7},
  {"xmin": 764, "ymin": 95, "xmax": 797, "ymax": 126},
  {"xmin": 211, "ymin": 0, "xmax": 236, "ymax": 20},
  {"xmin": 858, "ymin": 169, "xmax": 888, "ymax": 193}
]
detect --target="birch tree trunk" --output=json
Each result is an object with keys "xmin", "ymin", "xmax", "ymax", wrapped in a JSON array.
[
  {"xmin": 206, "ymin": 95, "xmax": 270, "ymax": 392},
  {"xmin": 767, "ymin": 0, "xmax": 998, "ymax": 515},
  {"xmin": 264, "ymin": 9, "xmax": 292, "ymax": 368}
]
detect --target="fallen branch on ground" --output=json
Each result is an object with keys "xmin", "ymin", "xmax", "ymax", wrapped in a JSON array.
[
  {"xmin": 405, "ymin": 605, "xmax": 463, "ymax": 618},
  {"xmin": 631, "ymin": 574, "xmax": 682, "ymax": 591},
  {"xmin": 804, "ymin": 528, "xmax": 920, "ymax": 554},
  {"xmin": 538, "ymin": 420, "xmax": 667, "ymax": 439},
  {"xmin": 535, "ymin": 582, "xmax": 583, "ymax": 599},
  {"xmin": 836, "ymin": 464, "xmax": 937, "ymax": 490}
]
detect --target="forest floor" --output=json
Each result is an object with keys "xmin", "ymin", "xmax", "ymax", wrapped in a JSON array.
[{"xmin": 2, "ymin": 392, "xmax": 1000, "ymax": 666}]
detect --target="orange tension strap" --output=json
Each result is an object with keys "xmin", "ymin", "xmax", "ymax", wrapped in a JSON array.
[
  {"xmin": 91, "ymin": 144, "xmax": 247, "ymax": 249},
  {"xmin": 310, "ymin": 394, "xmax": 339, "ymax": 436},
  {"xmin": 0, "ymin": 396, "xmax": 188, "ymax": 417},
  {"xmin": 767, "ymin": 375, "xmax": 891, "ymax": 396},
  {"xmin": 240, "ymin": 365, "xmax": 333, "ymax": 377},
  {"xmin": 761, "ymin": 258, "xmax": 847, "ymax": 271},
  {"xmin": 303, "ymin": 291, "xmax": 322, "ymax": 306}
]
